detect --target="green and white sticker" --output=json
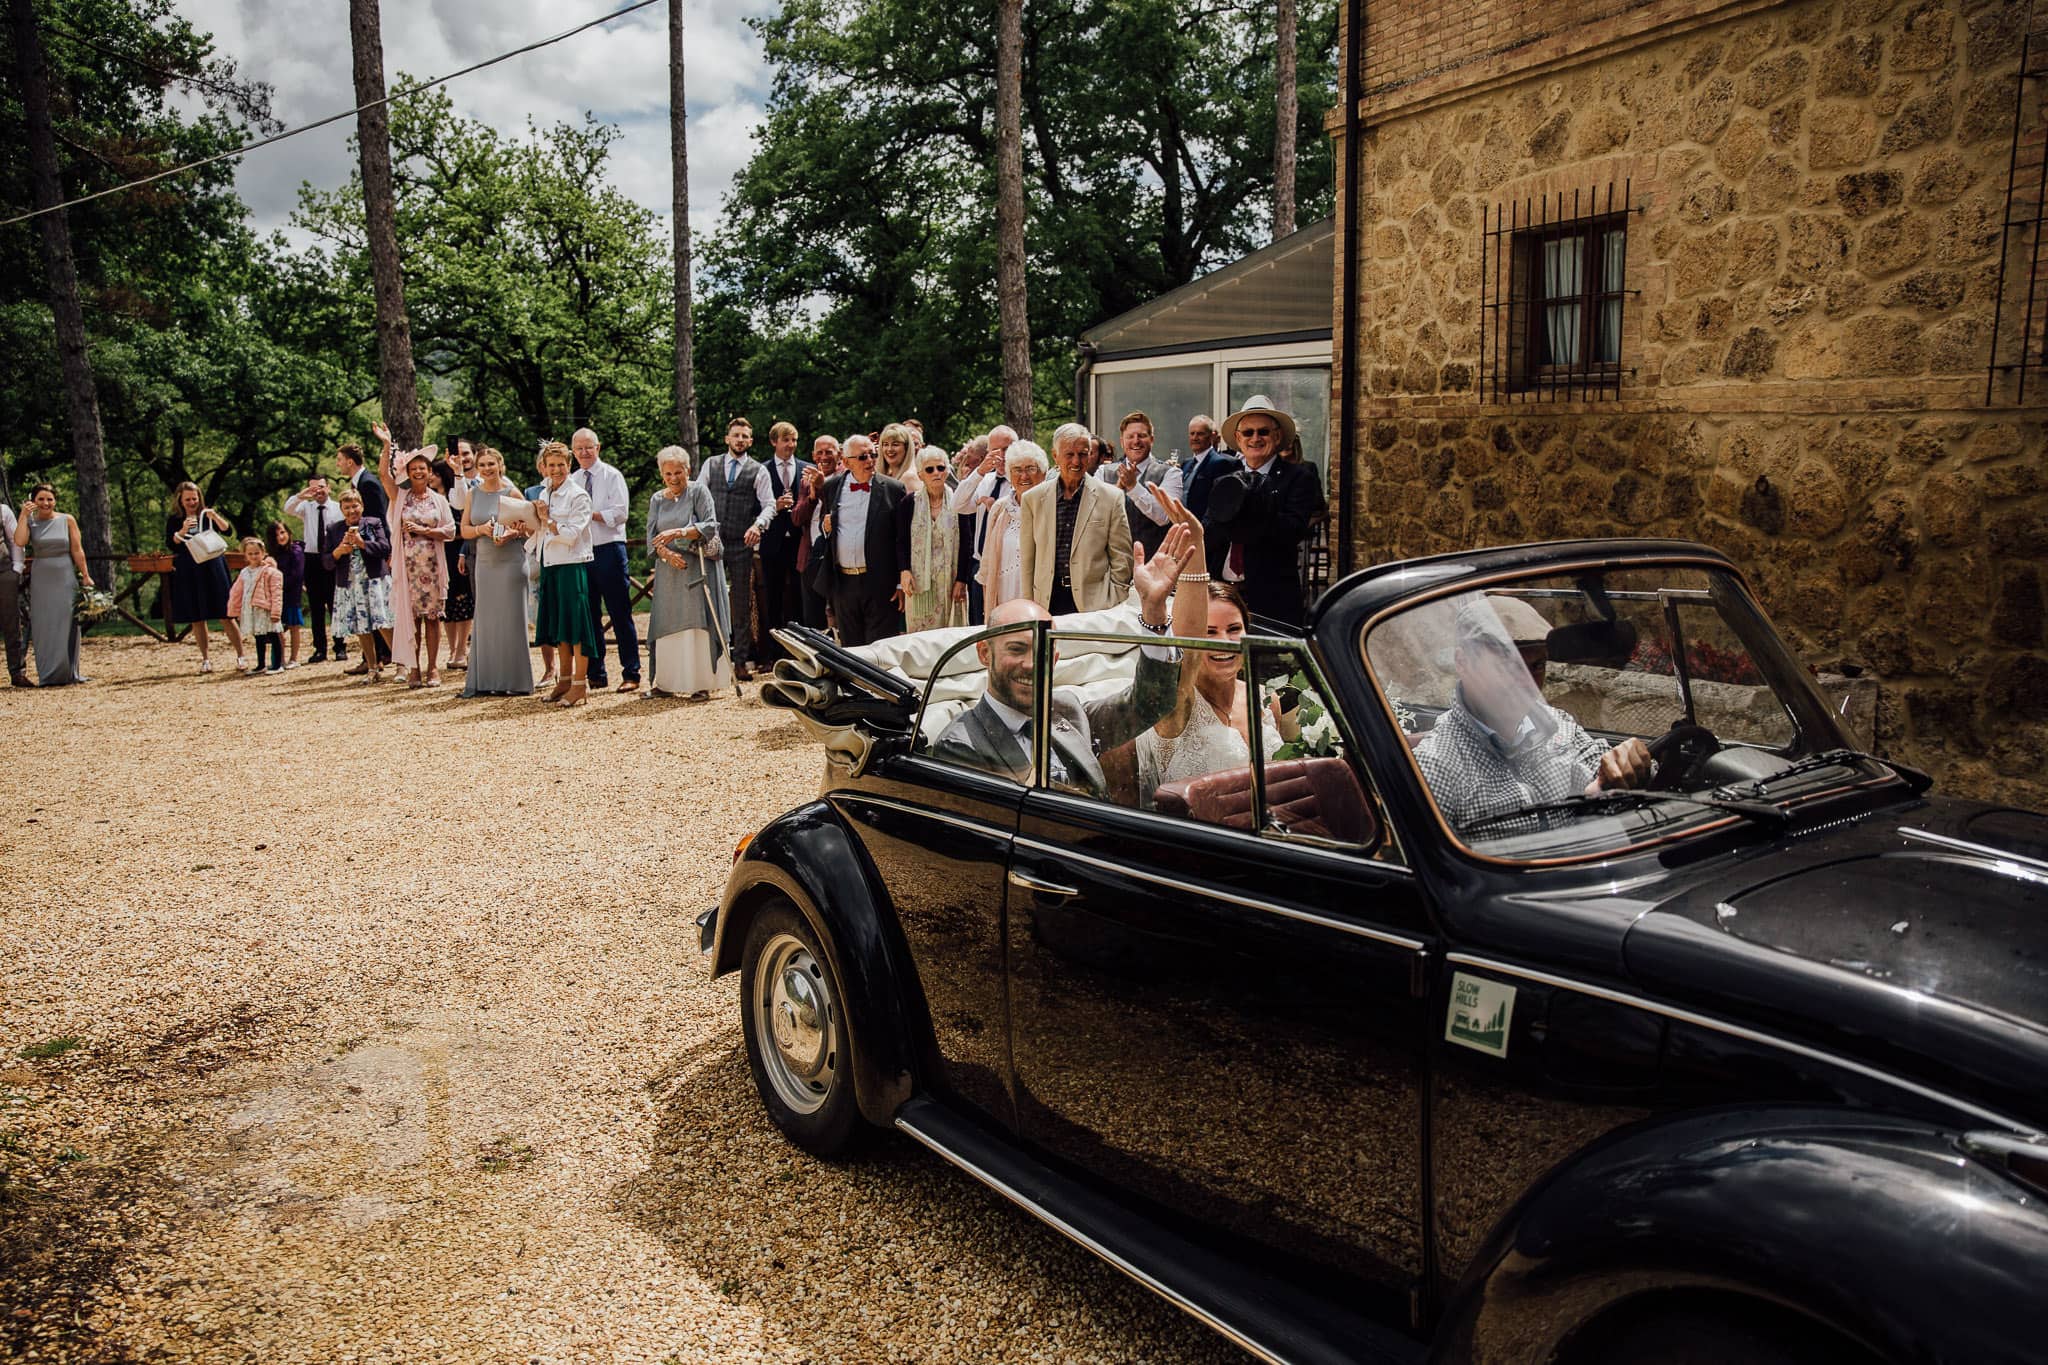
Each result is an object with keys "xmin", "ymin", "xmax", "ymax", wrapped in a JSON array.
[{"xmin": 1446, "ymin": 972, "xmax": 1516, "ymax": 1058}]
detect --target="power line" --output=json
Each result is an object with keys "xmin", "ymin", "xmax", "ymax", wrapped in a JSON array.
[{"xmin": 1, "ymin": 0, "xmax": 663, "ymax": 230}]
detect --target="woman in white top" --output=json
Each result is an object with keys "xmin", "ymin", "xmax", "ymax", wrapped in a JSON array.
[
  {"xmin": 1135, "ymin": 581, "xmax": 1285, "ymax": 810},
  {"xmin": 532, "ymin": 440, "xmax": 598, "ymax": 707},
  {"xmin": 972, "ymin": 440, "xmax": 1047, "ymax": 612}
]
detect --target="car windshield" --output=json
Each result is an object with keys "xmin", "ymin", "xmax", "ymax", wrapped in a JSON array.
[{"xmin": 1363, "ymin": 562, "xmax": 1870, "ymax": 861}]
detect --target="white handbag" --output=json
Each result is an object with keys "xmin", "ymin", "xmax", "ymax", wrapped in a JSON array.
[{"xmin": 185, "ymin": 511, "xmax": 228, "ymax": 564}]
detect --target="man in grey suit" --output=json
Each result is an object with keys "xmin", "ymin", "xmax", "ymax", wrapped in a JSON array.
[
  {"xmin": 935, "ymin": 498, "xmax": 1204, "ymax": 797},
  {"xmin": 1096, "ymin": 410, "xmax": 1175, "ymax": 558}
]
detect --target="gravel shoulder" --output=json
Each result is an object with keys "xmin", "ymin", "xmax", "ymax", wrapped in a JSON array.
[{"xmin": 1, "ymin": 633, "xmax": 1242, "ymax": 1364}]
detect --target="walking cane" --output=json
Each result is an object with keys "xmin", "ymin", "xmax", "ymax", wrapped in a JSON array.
[{"xmin": 694, "ymin": 543, "xmax": 743, "ymax": 698}]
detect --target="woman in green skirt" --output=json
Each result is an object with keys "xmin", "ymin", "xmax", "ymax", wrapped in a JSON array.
[{"xmin": 533, "ymin": 440, "xmax": 598, "ymax": 707}]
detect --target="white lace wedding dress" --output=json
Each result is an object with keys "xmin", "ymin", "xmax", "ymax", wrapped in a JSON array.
[{"xmin": 1135, "ymin": 687, "xmax": 1284, "ymax": 810}]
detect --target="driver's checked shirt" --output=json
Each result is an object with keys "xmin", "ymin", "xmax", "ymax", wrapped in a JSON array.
[{"xmin": 1413, "ymin": 692, "xmax": 1611, "ymax": 836}]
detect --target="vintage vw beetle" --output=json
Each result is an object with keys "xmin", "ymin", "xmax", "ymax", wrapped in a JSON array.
[{"xmin": 700, "ymin": 539, "xmax": 2048, "ymax": 1365}]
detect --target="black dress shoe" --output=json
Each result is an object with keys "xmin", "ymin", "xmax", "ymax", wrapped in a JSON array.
[
  {"xmin": 8, "ymin": 674, "xmax": 30, "ymax": 688},
  {"xmin": 308, "ymin": 650, "xmax": 329, "ymax": 664}
]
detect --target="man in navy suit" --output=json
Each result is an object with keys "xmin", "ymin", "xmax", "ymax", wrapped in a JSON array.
[{"xmin": 1204, "ymin": 397, "xmax": 1321, "ymax": 626}]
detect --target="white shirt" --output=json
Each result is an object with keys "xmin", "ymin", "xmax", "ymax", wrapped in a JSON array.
[
  {"xmin": 573, "ymin": 459, "xmax": 630, "ymax": 546},
  {"xmin": 722, "ymin": 453, "xmax": 776, "ymax": 534},
  {"xmin": 283, "ymin": 491, "xmax": 340, "ymax": 553},
  {"xmin": 951, "ymin": 470, "xmax": 1008, "ymax": 561},
  {"xmin": 833, "ymin": 478, "xmax": 872, "ymax": 570},
  {"xmin": 1123, "ymin": 463, "xmax": 1184, "ymax": 526},
  {"xmin": 447, "ymin": 475, "xmax": 480, "ymax": 514},
  {"xmin": 539, "ymin": 480, "xmax": 594, "ymax": 565},
  {"xmin": 0, "ymin": 503, "xmax": 21, "ymax": 574}
]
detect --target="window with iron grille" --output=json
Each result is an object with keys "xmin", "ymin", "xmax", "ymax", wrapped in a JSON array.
[{"xmin": 1481, "ymin": 183, "xmax": 1637, "ymax": 402}]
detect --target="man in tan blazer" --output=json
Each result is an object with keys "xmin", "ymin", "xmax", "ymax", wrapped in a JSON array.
[{"xmin": 1019, "ymin": 422, "xmax": 1134, "ymax": 615}]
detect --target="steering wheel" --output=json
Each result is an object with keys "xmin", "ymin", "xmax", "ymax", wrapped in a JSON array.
[{"xmin": 1647, "ymin": 722, "xmax": 1719, "ymax": 791}]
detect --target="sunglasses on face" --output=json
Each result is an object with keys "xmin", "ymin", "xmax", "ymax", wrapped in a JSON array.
[{"xmin": 1238, "ymin": 425, "xmax": 1277, "ymax": 439}]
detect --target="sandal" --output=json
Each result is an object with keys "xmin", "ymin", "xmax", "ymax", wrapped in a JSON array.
[
  {"xmin": 425, "ymin": 670, "xmax": 443, "ymax": 687},
  {"xmin": 688, "ymin": 690, "xmax": 710, "ymax": 702},
  {"xmin": 365, "ymin": 668, "xmax": 384, "ymax": 685},
  {"xmin": 547, "ymin": 675, "xmax": 573, "ymax": 702},
  {"xmin": 538, "ymin": 671, "xmax": 558, "ymax": 689},
  {"xmin": 556, "ymin": 680, "xmax": 587, "ymax": 708}
]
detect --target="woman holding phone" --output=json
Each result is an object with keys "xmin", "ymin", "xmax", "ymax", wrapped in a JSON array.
[{"xmin": 458, "ymin": 446, "xmax": 535, "ymax": 697}]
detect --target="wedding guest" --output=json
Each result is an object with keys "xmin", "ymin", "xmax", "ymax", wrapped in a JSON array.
[
  {"xmin": 266, "ymin": 520, "xmax": 306, "ymax": 668},
  {"xmin": 164, "ymin": 481, "xmax": 235, "ymax": 673},
  {"xmin": 896, "ymin": 445, "xmax": 963, "ymax": 633},
  {"xmin": 1020, "ymin": 423, "xmax": 1132, "ymax": 615},
  {"xmin": 325, "ymin": 489, "xmax": 393, "ymax": 684},
  {"xmin": 972, "ymin": 441, "xmax": 1046, "ymax": 611},
  {"xmin": 0, "ymin": 497, "xmax": 27, "ymax": 686},
  {"xmin": 534, "ymin": 440, "xmax": 597, "ymax": 707},
  {"xmin": 12, "ymin": 483, "xmax": 91, "ymax": 686},
  {"xmin": 646, "ymin": 446, "xmax": 731, "ymax": 699},
  {"xmin": 524, "ymin": 449, "xmax": 554, "ymax": 688},
  {"xmin": 378, "ymin": 433, "xmax": 455, "ymax": 688},
  {"xmin": 569, "ymin": 428, "xmax": 638, "ymax": 693},
  {"xmin": 814, "ymin": 435, "xmax": 907, "ymax": 647},
  {"xmin": 283, "ymin": 475, "xmax": 344, "ymax": 661},
  {"xmin": 1098, "ymin": 410, "xmax": 1174, "ymax": 557},
  {"xmin": 457, "ymin": 446, "xmax": 535, "ymax": 697},
  {"xmin": 704, "ymin": 416, "xmax": 774, "ymax": 682},
  {"xmin": 228, "ymin": 535, "xmax": 285, "ymax": 674},
  {"xmin": 338, "ymin": 441, "xmax": 393, "ymax": 670},
  {"xmin": 875, "ymin": 422, "xmax": 918, "ymax": 488},
  {"xmin": 1206, "ymin": 395, "xmax": 1322, "ymax": 626},
  {"xmin": 434, "ymin": 454, "xmax": 475, "ymax": 672},
  {"xmin": 755, "ymin": 420, "xmax": 811, "ymax": 661},
  {"xmin": 791, "ymin": 435, "xmax": 841, "ymax": 631},
  {"xmin": 954, "ymin": 425, "xmax": 1016, "ymax": 624}
]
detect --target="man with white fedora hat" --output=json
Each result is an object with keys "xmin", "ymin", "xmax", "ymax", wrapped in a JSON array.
[{"xmin": 1204, "ymin": 393, "xmax": 1322, "ymax": 625}]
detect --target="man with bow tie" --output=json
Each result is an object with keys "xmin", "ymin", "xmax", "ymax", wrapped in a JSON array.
[
  {"xmin": 811, "ymin": 434, "xmax": 907, "ymax": 647},
  {"xmin": 754, "ymin": 420, "xmax": 812, "ymax": 663}
]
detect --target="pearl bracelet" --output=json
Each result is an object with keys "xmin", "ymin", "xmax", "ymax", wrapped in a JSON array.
[{"xmin": 1177, "ymin": 571, "xmax": 1211, "ymax": 583}]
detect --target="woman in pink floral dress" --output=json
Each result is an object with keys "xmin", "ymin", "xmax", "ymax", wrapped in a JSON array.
[{"xmin": 376, "ymin": 428, "xmax": 456, "ymax": 687}]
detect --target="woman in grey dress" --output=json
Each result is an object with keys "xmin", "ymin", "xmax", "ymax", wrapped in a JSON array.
[
  {"xmin": 457, "ymin": 446, "xmax": 536, "ymax": 696},
  {"xmin": 645, "ymin": 446, "xmax": 731, "ymax": 699},
  {"xmin": 11, "ymin": 483, "xmax": 91, "ymax": 686}
]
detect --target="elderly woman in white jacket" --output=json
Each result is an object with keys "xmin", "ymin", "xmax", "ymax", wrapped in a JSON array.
[
  {"xmin": 533, "ymin": 439, "xmax": 598, "ymax": 707},
  {"xmin": 973, "ymin": 440, "xmax": 1048, "ymax": 612}
]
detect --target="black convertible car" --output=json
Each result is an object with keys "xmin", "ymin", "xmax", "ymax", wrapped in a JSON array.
[{"xmin": 699, "ymin": 539, "xmax": 2048, "ymax": 1365}]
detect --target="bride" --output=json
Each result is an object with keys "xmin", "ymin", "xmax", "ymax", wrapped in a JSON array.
[{"xmin": 1135, "ymin": 581, "xmax": 1287, "ymax": 808}]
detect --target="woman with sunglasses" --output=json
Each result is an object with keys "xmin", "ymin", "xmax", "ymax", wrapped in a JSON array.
[{"xmin": 894, "ymin": 445, "xmax": 965, "ymax": 633}]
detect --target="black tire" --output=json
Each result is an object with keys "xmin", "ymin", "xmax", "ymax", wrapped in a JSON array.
[
  {"xmin": 739, "ymin": 901, "xmax": 867, "ymax": 1157},
  {"xmin": 1568, "ymin": 1300, "xmax": 1881, "ymax": 1365}
]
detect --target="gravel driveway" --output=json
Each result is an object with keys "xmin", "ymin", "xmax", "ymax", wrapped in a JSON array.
[{"xmin": 2, "ymin": 635, "xmax": 1244, "ymax": 1364}]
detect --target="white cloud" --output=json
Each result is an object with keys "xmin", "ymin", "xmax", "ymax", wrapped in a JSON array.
[{"xmin": 168, "ymin": 0, "xmax": 773, "ymax": 248}]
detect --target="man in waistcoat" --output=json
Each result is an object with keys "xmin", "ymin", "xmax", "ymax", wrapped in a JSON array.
[
  {"xmin": 754, "ymin": 420, "xmax": 812, "ymax": 662},
  {"xmin": 1097, "ymin": 410, "xmax": 1174, "ymax": 559},
  {"xmin": 706, "ymin": 416, "xmax": 776, "ymax": 681}
]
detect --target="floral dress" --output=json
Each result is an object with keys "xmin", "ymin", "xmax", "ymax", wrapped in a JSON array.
[{"xmin": 400, "ymin": 487, "xmax": 452, "ymax": 619}]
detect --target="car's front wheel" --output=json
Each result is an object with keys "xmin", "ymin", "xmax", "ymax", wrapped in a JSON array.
[{"xmin": 739, "ymin": 901, "xmax": 865, "ymax": 1156}]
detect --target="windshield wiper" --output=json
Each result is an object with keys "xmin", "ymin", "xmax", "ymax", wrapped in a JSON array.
[
  {"xmin": 1461, "ymin": 787, "xmax": 1791, "ymax": 836},
  {"xmin": 1737, "ymin": 747, "xmax": 1932, "ymax": 798}
]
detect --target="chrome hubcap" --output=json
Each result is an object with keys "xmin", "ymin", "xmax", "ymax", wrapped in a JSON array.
[{"xmin": 753, "ymin": 933, "xmax": 838, "ymax": 1115}]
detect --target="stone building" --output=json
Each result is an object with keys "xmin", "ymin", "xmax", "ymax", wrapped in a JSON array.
[{"xmin": 1328, "ymin": 0, "xmax": 2047, "ymax": 806}]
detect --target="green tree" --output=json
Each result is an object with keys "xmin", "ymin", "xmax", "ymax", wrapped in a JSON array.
[
  {"xmin": 699, "ymin": 0, "xmax": 1338, "ymax": 442},
  {"xmin": 295, "ymin": 88, "xmax": 676, "ymax": 468}
]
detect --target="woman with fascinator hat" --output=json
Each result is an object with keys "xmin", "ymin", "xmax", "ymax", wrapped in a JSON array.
[{"xmin": 372, "ymin": 422, "xmax": 453, "ymax": 686}]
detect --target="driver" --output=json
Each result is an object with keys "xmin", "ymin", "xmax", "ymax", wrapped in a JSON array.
[
  {"xmin": 1414, "ymin": 596, "xmax": 1651, "ymax": 834},
  {"xmin": 934, "ymin": 500, "xmax": 1205, "ymax": 795}
]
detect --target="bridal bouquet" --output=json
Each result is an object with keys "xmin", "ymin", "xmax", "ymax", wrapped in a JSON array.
[{"xmin": 74, "ymin": 585, "xmax": 119, "ymax": 628}]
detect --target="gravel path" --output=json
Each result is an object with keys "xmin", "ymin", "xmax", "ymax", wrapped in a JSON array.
[{"xmin": 2, "ymin": 634, "xmax": 1244, "ymax": 1365}]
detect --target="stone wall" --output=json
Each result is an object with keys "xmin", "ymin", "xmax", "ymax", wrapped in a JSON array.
[{"xmin": 1337, "ymin": 0, "xmax": 2048, "ymax": 807}]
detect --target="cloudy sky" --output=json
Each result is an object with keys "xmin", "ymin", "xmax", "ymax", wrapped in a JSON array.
[{"xmin": 172, "ymin": 0, "xmax": 775, "ymax": 248}]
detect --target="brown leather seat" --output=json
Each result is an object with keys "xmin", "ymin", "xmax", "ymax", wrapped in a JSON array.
[{"xmin": 1154, "ymin": 757, "xmax": 1378, "ymax": 845}]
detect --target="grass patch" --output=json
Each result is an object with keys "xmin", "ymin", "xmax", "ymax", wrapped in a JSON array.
[
  {"xmin": 17, "ymin": 1038, "xmax": 81, "ymax": 1061},
  {"xmin": 475, "ymin": 1135, "xmax": 535, "ymax": 1173}
]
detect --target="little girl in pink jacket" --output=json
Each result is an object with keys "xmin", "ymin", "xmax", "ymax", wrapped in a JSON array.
[{"xmin": 227, "ymin": 535, "xmax": 286, "ymax": 673}]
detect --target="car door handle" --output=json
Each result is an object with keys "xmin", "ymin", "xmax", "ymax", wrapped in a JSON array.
[{"xmin": 1008, "ymin": 869, "xmax": 1079, "ymax": 899}]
